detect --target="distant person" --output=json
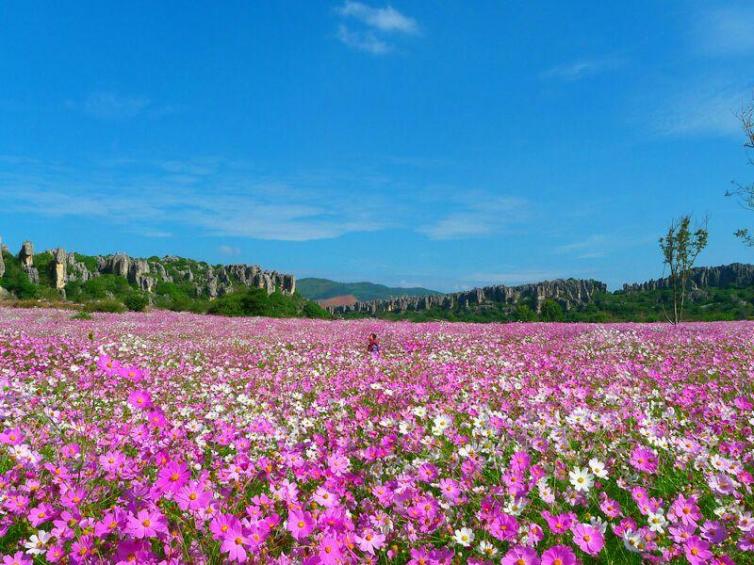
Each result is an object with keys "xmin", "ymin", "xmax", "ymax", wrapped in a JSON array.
[{"xmin": 367, "ymin": 333, "xmax": 380, "ymax": 354}]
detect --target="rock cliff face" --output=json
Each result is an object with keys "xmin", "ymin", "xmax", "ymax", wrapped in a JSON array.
[
  {"xmin": 622, "ymin": 263, "xmax": 754, "ymax": 293},
  {"xmin": 17, "ymin": 241, "xmax": 39, "ymax": 284},
  {"xmin": 331, "ymin": 278, "xmax": 607, "ymax": 316},
  {"xmin": 0, "ymin": 238, "xmax": 296, "ymax": 299}
]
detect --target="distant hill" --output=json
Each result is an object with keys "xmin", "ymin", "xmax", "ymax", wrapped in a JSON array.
[{"xmin": 297, "ymin": 278, "xmax": 440, "ymax": 302}]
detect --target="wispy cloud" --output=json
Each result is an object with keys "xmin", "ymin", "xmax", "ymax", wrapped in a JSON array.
[
  {"xmin": 695, "ymin": 4, "xmax": 754, "ymax": 56},
  {"xmin": 555, "ymin": 233, "xmax": 654, "ymax": 260},
  {"xmin": 66, "ymin": 91, "xmax": 180, "ymax": 120},
  {"xmin": 541, "ymin": 55, "xmax": 626, "ymax": 81},
  {"xmin": 652, "ymin": 80, "xmax": 752, "ymax": 138},
  {"xmin": 218, "ymin": 245, "xmax": 241, "ymax": 257},
  {"xmin": 336, "ymin": 25, "xmax": 390, "ymax": 55},
  {"xmin": 335, "ymin": 1, "xmax": 418, "ymax": 55},
  {"xmin": 0, "ymin": 157, "xmax": 390, "ymax": 242},
  {"xmin": 339, "ymin": 1, "xmax": 418, "ymax": 34},
  {"xmin": 418, "ymin": 197, "xmax": 529, "ymax": 240}
]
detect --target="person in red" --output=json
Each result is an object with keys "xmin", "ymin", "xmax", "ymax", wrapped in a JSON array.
[{"xmin": 367, "ymin": 333, "xmax": 380, "ymax": 354}]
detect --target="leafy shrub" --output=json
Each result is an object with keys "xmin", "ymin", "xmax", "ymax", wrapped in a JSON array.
[
  {"xmin": 1, "ymin": 252, "xmax": 38, "ymax": 299},
  {"xmin": 84, "ymin": 299, "xmax": 127, "ymax": 313},
  {"xmin": 123, "ymin": 292, "xmax": 149, "ymax": 312},
  {"xmin": 71, "ymin": 311, "xmax": 93, "ymax": 320}
]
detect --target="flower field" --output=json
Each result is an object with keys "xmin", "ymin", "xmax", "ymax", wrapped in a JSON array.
[{"xmin": 1, "ymin": 309, "xmax": 753, "ymax": 564}]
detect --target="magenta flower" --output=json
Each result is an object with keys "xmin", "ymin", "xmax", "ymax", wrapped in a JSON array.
[
  {"xmin": 286, "ymin": 510, "xmax": 315, "ymax": 541},
  {"xmin": 501, "ymin": 546, "xmax": 540, "ymax": 565},
  {"xmin": 155, "ymin": 459, "xmax": 190, "ymax": 494},
  {"xmin": 685, "ymin": 536, "xmax": 713, "ymax": 565},
  {"xmin": 489, "ymin": 513, "xmax": 519, "ymax": 541},
  {"xmin": 127, "ymin": 389, "xmax": 153, "ymax": 410},
  {"xmin": 630, "ymin": 446, "xmax": 658, "ymax": 474},
  {"xmin": 355, "ymin": 528, "xmax": 386, "ymax": 555},
  {"xmin": 221, "ymin": 529, "xmax": 249, "ymax": 563},
  {"xmin": 126, "ymin": 508, "xmax": 169, "ymax": 538},
  {"xmin": 541, "ymin": 545, "xmax": 577, "ymax": 565},
  {"xmin": 318, "ymin": 535, "xmax": 343, "ymax": 564},
  {"xmin": 572, "ymin": 523, "xmax": 605, "ymax": 556}
]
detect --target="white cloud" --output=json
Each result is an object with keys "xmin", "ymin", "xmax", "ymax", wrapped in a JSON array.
[
  {"xmin": 541, "ymin": 55, "xmax": 625, "ymax": 81},
  {"xmin": 0, "ymin": 157, "xmax": 389, "ymax": 242},
  {"xmin": 652, "ymin": 81, "xmax": 751, "ymax": 138},
  {"xmin": 418, "ymin": 197, "xmax": 529, "ymax": 240},
  {"xmin": 218, "ymin": 245, "xmax": 241, "ymax": 256},
  {"xmin": 338, "ymin": 1, "xmax": 418, "ymax": 34},
  {"xmin": 695, "ymin": 4, "xmax": 754, "ymax": 56},
  {"xmin": 81, "ymin": 92, "xmax": 151, "ymax": 119},
  {"xmin": 336, "ymin": 25, "xmax": 391, "ymax": 55},
  {"xmin": 335, "ymin": 2, "xmax": 418, "ymax": 55}
]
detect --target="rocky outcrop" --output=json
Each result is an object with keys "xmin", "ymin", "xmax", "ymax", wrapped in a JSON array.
[
  {"xmin": 0, "ymin": 238, "xmax": 296, "ymax": 300},
  {"xmin": 50, "ymin": 248, "xmax": 67, "ymax": 290},
  {"xmin": 332, "ymin": 278, "xmax": 608, "ymax": 316},
  {"xmin": 623, "ymin": 263, "xmax": 754, "ymax": 293},
  {"xmin": 17, "ymin": 241, "xmax": 39, "ymax": 284}
]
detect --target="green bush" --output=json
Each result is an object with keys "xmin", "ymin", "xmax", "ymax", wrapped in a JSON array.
[
  {"xmin": 303, "ymin": 300, "xmax": 330, "ymax": 319},
  {"xmin": 123, "ymin": 292, "xmax": 149, "ymax": 312},
  {"xmin": 0, "ymin": 251, "xmax": 38, "ymax": 299},
  {"xmin": 540, "ymin": 299, "xmax": 564, "ymax": 322},
  {"xmin": 84, "ymin": 299, "xmax": 127, "ymax": 313},
  {"xmin": 71, "ymin": 311, "xmax": 93, "ymax": 320}
]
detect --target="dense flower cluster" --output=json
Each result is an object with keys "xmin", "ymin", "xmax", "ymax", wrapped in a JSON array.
[{"xmin": 1, "ymin": 308, "xmax": 753, "ymax": 563}]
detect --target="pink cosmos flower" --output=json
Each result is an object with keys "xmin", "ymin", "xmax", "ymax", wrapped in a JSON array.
[
  {"xmin": 542, "ymin": 511, "xmax": 576, "ymax": 534},
  {"xmin": 155, "ymin": 460, "xmax": 190, "ymax": 495},
  {"xmin": 313, "ymin": 487, "xmax": 337, "ymax": 508},
  {"xmin": 211, "ymin": 513, "xmax": 242, "ymax": 541},
  {"xmin": 501, "ymin": 546, "xmax": 540, "ymax": 565},
  {"xmin": 114, "ymin": 540, "xmax": 153, "ymax": 564},
  {"xmin": 127, "ymin": 389, "xmax": 153, "ymax": 410},
  {"xmin": 286, "ymin": 510, "xmax": 315, "ymax": 541},
  {"xmin": 45, "ymin": 545, "xmax": 65, "ymax": 563},
  {"xmin": 27, "ymin": 503, "xmax": 55, "ymax": 527},
  {"xmin": 221, "ymin": 529, "xmax": 249, "ymax": 563},
  {"xmin": 572, "ymin": 523, "xmax": 605, "ymax": 556},
  {"xmin": 1, "ymin": 552, "xmax": 32, "ymax": 565},
  {"xmin": 175, "ymin": 480, "xmax": 212, "ymax": 512},
  {"xmin": 630, "ymin": 446, "xmax": 659, "ymax": 473},
  {"xmin": 670, "ymin": 494, "xmax": 702, "ymax": 526},
  {"xmin": 541, "ymin": 545, "xmax": 577, "ymax": 565},
  {"xmin": 0, "ymin": 428, "xmax": 24, "ymax": 446},
  {"xmin": 489, "ymin": 513, "xmax": 519, "ymax": 541},
  {"xmin": 126, "ymin": 508, "xmax": 169, "ymax": 539},
  {"xmin": 318, "ymin": 535, "xmax": 343, "ymax": 564},
  {"xmin": 354, "ymin": 528, "xmax": 386, "ymax": 555},
  {"xmin": 685, "ymin": 536, "xmax": 713, "ymax": 565}
]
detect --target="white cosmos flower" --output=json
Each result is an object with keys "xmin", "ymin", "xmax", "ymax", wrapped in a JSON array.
[
  {"xmin": 477, "ymin": 540, "xmax": 497, "ymax": 557},
  {"xmin": 647, "ymin": 512, "xmax": 667, "ymax": 532},
  {"xmin": 588, "ymin": 457, "xmax": 608, "ymax": 479},
  {"xmin": 569, "ymin": 467, "xmax": 594, "ymax": 492},
  {"xmin": 454, "ymin": 527, "xmax": 474, "ymax": 547},
  {"xmin": 24, "ymin": 531, "xmax": 51, "ymax": 555}
]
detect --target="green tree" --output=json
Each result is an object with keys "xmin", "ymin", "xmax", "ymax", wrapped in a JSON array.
[
  {"xmin": 659, "ymin": 216, "xmax": 709, "ymax": 323},
  {"xmin": 540, "ymin": 299, "xmax": 564, "ymax": 322}
]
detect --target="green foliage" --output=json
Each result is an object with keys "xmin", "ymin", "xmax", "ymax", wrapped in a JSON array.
[
  {"xmin": 123, "ymin": 292, "xmax": 149, "ymax": 312},
  {"xmin": 540, "ymin": 299, "xmax": 564, "ymax": 322},
  {"xmin": 65, "ymin": 274, "xmax": 133, "ymax": 301},
  {"xmin": 514, "ymin": 304, "xmax": 537, "ymax": 322},
  {"xmin": 74, "ymin": 253, "xmax": 99, "ymax": 272},
  {"xmin": 0, "ymin": 251, "xmax": 38, "ymax": 299},
  {"xmin": 659, "ymin": 215, "xmax": 709, "ymax": 323},
  {"xmin": 297, "ymin": 277, "xmax": 439, "ymax": 301},
  {"xmin": 208, "ymin": 288, "xmax": 331, "ymax": 319},
  {"xmin": 84, "ymin": 299, "xmax": 127, "ymax": 313},
  {"xmin": 71, "ymin": 311, "xmax": 93, "ymax": 320}
]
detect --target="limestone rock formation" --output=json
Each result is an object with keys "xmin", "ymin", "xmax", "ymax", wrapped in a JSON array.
[
  {"xmin": 0, "ymin": 237, "xmax": 297, "ymax": 301},
  {"xmin": 623, "ymin": 263, "xmax": 754, "ymax": 294},
  {"xmin": 50, "ymin": 248, "xmax": 67, "ymax": 290},
  {"xmin": 18, "ymin": 241, "xmax": 39, "ymax": 284},
  {"xmin": 330, "ymin": 278, "xmax": 608, "ymax": 316}
]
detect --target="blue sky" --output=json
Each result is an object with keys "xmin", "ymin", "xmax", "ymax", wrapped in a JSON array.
[{"xmin": 1, "ymin": 1, "xmax": 753, "ymax": 291}]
